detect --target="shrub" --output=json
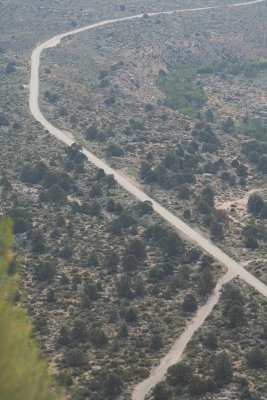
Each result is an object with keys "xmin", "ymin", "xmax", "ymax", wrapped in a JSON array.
[
  {"xmin": 246, "ymin": 347, "xmax": 266, "ymax": 369},
  {"xmin": 213, "ymin": 352, "xmax": 232, "ymax": 386},
  {"xmin": 182, "ymin": 294, "xmax": 198, "ymax": 312}
]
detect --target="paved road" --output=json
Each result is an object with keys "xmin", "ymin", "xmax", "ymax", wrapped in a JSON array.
[{"xmin": 29, "ymin": 1, "xmax": 267, "ymax": 399}]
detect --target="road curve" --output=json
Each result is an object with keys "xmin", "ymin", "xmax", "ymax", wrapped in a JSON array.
[
  {"xmin": 29, "ymin": 1, "xmax": 267, "ymax": 399},
  {"xmin": 132, "ymin": 269, "xmax": 236, "ymax": 400}
]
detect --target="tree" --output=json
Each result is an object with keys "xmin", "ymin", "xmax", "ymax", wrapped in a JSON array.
[
  {"xmin": 151, "ymin": 334, "xmax": 163, "ymax": 351},
  {"xmin": 125, "ymin": 307, "xmax": 138, "ymax": 323},
  {"xmin": 134, "ymin": 276, "xmax": 145, "ymax": 297},
  {"xmin": 178, "ymin": 185, "xmax": 190, "ymax": 200},
  {"xmin": 106, "ymin": 143, "xmax": 124, "ymax": 157},
  {"xmin": 71, "ymin": 319, "xmax": 87, "ymax": 343},
  {"xmin": 167, "ymin": 362, "xmax": 192, "ymax": 386},
  {"xmin": 138, "ymin": 200, "xmax": 153, "ymax": 215},
  {"xmin": 122, "ymin": 254, "xmax": 138, "ymax": 273},
  {"xmin": 182, "ymin": 294, "xmax": 198, "ymax": 312},
  {"xmin": 213, "ymin": 352, "xmax": 232, "ymax": 386},
  {"xmin": 87, "ymin": 251, "xmax": 98, "ymax": 267},
  {"xmin": 189, "ymin": 375, "xmax": 207, "ymax": 396},
  {"xmin": 46, "ymin": 289, "xmax": 56, "ymax": 302},
  {"xmin": 222, "ymin": 117, "xmax": 235, "ymax": 133},
  {"xmin": 34, "ymin": 261, "xmax": 55, "ymax": 282},
  {"xmin": 86, "ymin": 125, "xmax": 98, "ymax": 140},
  {"xmin": 0, "ymin": 113, "xmax": 9, "ymax": 126},
  {"xmin": 126, "ymin": 239, "xmax": 146, "ymax": 261},
  {"xmin": 210, "ymin": 221, "xmax": 224, "ymax": 241},
  {"xmin": 257, "ymin": 155, "xmax": 267, "ymax": 174},
  {"xmin": 84, "ymin": 281, "xmax": 99, "ymax": 301},
  {"xmin": 64, "ymin": 348, "xmax": 86, "ymax": 367},
  {"xmin": 222, "ymin": 284, "xmax": 244, "ymax": 314},
  {"xmin": 199, "ymin": 199, "xmax": 213, "ymax": 214},
  {"xmin": 90, "ymin": 184, "xmax": 103, "ymax": 198},
  {"xmin": 247, "ymin": 193, "xmax": 264, "ymax": 215},
  {"xmin": 90, "ymin": 201, "xmax": 101, "ymax": 217},
  {"xmin": 57, "ymin": 326, "xmax": 70, "ymax": 346},
  {"xmin": 104, "ymin": 372, "xmax": 123, "ymax": 397},
  {"xmin": 259, "ymin": 204, "xmax": 267, "ymax": 219},
  {"xmin": 44, "ymin": 184, "xmax": 67, "ymax": 205},
  {"xmin": 227, "ymin": 304, "xmax": 245, "ymax": 328},
  {"xmin": 109, "ymin": 219, "xmax": 122, "ymax": 236},
  {"xmin": 244, "ymin": 236, "xmax": 258, "ymax": 250},
  {"xmin": 202, "ymin": 187, "xmax": 214, "ymax": 206},
  {"xmin": 13, "ymin": 217, "xmax": 32, "ymax": 234},
  {"xmin": 105, "ymin": 174, "xmax": 116, "ymax": 188},
  {"xmin": 198, "ymin": 270, "xmax": 215, "ymax": 295},
  {"xmin": 204, "ymin": 330, "xmax": 218, "ymax": 350},
  {"xmin": 162, "ymin": 231, "xmax": 184, "ymax": 257},
  {"xmin": 236, "ymin": 163, "xmax": 248, "ymax": 177},
  {"xmin": 246, "ymin": 347, "xmax": 266, "ymax": 369},
  {"xmin": 153, "ymin": 382, "xmax": 170, "ymax": 400},
  {"xmin": 104, "ymin": 250, "xmax": 119, "ymax": 273},
  {"xmin": 59, "ymin": 243, "xmax": 73, "ymax": 259},
  {"xmin": 106, "ymin": 199, "xmax": 116, "ymax": 212},
  {"xmin": 118, "ymin": 323, "xmax": 128, "ymax": 338},
  {"xmin": 117, "ymin": 276, "xmax": 133, "ymax": 299},
  {"xmin": 262, "ymin": 322, "xmax": 267, "ymax": 340},
  {"xmin": 90, "ymin": 328, "xmax": 108, "ymax": 347}
]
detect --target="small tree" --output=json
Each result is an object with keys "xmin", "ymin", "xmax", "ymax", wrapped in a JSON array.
[
  {"xmin": 213, "ymin": 351, "xmax": 232, "ymax": 386},
  {"xmin": 122, "ymin": 254, "xmax": 138, "ymax": 272},
  {"xmin": 244, "ymin": 236, "xmax": 258, "ymax": 250},
  {"xmin": 126, "ymin": 239, "xmax": 146, "ymax": 261},
  {"xmin": 189, "ymin": 375, "xmax": 207, "ymax": 396},
  {"xmin": 227, "ymin": 304, "xmax": 245, "ymax": 328},
  {"xmin": 151, "ymin": 334, "xmax": 163, "ymax": 351},
  {"xmin": 247, "ymin": 194, "xmax": 264, "ymax": 215},
  {"xmin": 71, "ymin": 319, "xmax": 87, "ymax": 343},
  {"xmin": 153, "ymin": 382, "xmax": 170, "ymax": 400},
  {"xmin": 118, "ymin": 323, "xmax": 128, "ymax": 339},
  {"xmin": 210, "ymin": 221, "xmax": 224, "ymax": 241},
  {"xmin": 125, "ymin": 307, "xmax": 138, "ymax": 324},
  {"xmin": 167, "ymin": 362, "xmax": 192, "ymax": 386},
  {"xmin": 90, "ymin": 328, "xmax": 108, "ymax": 348},
  {"xmin": 57, "ymin": 326, "xmax": 70, "ymax": 346},
  {"xmin": 246, "ymin": 347, "xmax": 266, "ymax": 369},
  {"xmin": 182, "ymin": 294, "xmax": 198, "ymax": 313},
  {"xmin": 204, "ymin": 330, "xmax": 218, "ymax": 350},
  {"xmin": 64, "ymin": 348, "xmax": 86, "ymax": 367}
]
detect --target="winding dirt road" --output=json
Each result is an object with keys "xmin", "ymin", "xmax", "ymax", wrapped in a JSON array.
[{"xmin": 29, "ymin": 1, "xmax": 267, "ymax": 399}]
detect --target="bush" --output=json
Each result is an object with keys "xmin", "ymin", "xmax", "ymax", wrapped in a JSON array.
[
  {"xmin": 167, "ymin": 362, "xmax": 192, "ymax": 386},
  {"xmin": 204, "ymin": 331, "xmax": 218, "ymax": 350},
  {"xmin": 246, "ymin": 347, "xmax": 266, "ymax": 369},
  {"xmin": 64, "ymin": 348, "xmax": 86, "ymax": 367},
  {"xmin": 247, "ymin": 194, "xmax": 264, "ymax": 215},
  {"xmin": 90, "ymin": 328, "xmax": 108, "ymax": 347},
  {"xmin": 125, "ymin": 307, "xmax": 138, "ymax": 323},
  {"xmin": 182, "ymin": 294, "xmax": 198, "ymax": 312},
  {"xmin": 153, "ymin": 382, "xmax": 170, "ymax": 400},
  {"xmin": 150, "ymin": 334, "xmax": 163, "ymax": 351},
  {"xmin": 43, "ymin": 184, "xmax": 67, "ymax": 205},
  {"xmin": 34, "ymin": 262, "xmax": 55, "ymax": 282},
  {"xmin": 244, "ymin": 236, "xmax": 258, "ymax": 249},
  {"xmin": 210, "ymin": 221, "xmax": 224, "ymax": 241},
  {"xmin": 257, "ymin": 155, "xmax": 267, "ymax": 174},
  {"xmin": 189, "ymin": 375, "xmax": 207, "ymax": 396},
  {"xmin": 106, "ymin": 144, "xmax": 124, "ymax": 157},
  {"xmin": 122, "ymin": 254, "xmax": 138, "ymax": 272},
  {"xmin": 213, "ymin": 351, "xmax": 232, "ymax": 386},
  {"xmin": 126, "ymin": 239, "xmax": 146, "ymax": 261}
]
